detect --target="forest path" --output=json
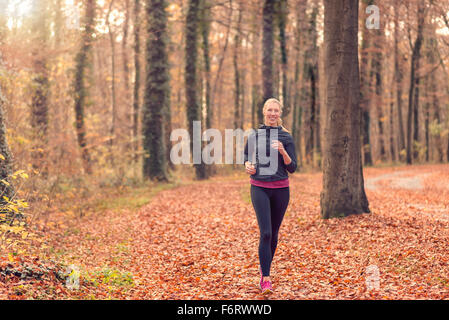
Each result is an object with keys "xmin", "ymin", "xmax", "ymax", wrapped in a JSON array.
[{"xmin": 46, "ymin": 164, "xmax": 449, "ymax": 299}]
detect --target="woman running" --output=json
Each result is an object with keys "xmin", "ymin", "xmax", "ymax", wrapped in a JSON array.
[{"xmin": 244, "ymin": 98, "xmax": 297, "ymax": 294}]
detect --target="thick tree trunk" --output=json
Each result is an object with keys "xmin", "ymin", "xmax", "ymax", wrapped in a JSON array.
[
  {"xmin": 406, "ymin": 3, "xmax": 425, "ymax": 164},
  {"xmin": 73, "ymin": 0, "xmax": 95, "ymax": 175},
  {"xmin": 142, "ymin": 0, "xmax": 170, "ymax": 181},
  {"xmin": 30, "ymin": 0, "xmax": 50, "ymax": 175},
  {"xmin": 320, "ymin": 0, "xmax": 370, "ymax": 219},
  {"xmin": 185, "ymin": 0, "xmax": 207, "ymax": 179},
  {"xmin": 303, "ymin": 4, "xmax": 319, "ymax": 166}
]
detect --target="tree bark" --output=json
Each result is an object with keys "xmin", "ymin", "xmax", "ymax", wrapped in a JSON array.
[
  {"xmin": 233, "ymin": 2, "xmax": 242, "ymax": 130},
  {"xmin": 320, "ymin": 0, "xmax": 370, "ymax": 219},
  {"xmin": 30, "ymin": 0, "xmax": 50, "ymax": 175},
  {"xmin": 132, "ymin": 0, "xmax": 141, "ymax": 165},
  {"xmin": 261, "ymin": 0, "xmax": 275, "ymax": 124},
  {"xmin": 142, "ymin": 0, "xmax": 170, "ymax": 181},
  {"xmin": 185, "ymin": 0, "xmax": 207, "ymax": 179},
  {"xmin": 302, "ymin": 3, "xmax": 319, "ymax": 166},
  {"xmin": 73, "ymin": 0, "xmax": 95, "ymax": 175},
  {"xmin": 106, "ymin": 0, "xmax": 117, "ymax": 150},
  {"xmin": 211, "ymin": 0, "xmax": 232, "ymax": 127},
  {"xmin": 394, "ymin": 2, "xmax": 406, "ymax": 157},
  {"xmin": 424, "ymin": 22, "xmax": 443, "ymax": 162},
  {"xmin": 277, "ymin": 0, "xmax": 289, "ymax": 117},
  {"xmin": 199, "ymin": 0, "xmax": 215, "ymax": 176},
  {"xmin": 359, "ymin": 0, "xmax": 373, "ymax": 166},
  {"xmin": 122, "ymin": 0, "xmax": 132, "ymax": 151},
  {"xmin": 250, "ymin": 0, "xmax": 261, "ymax": 129},
  {"xmin": 292, "ymin": 0, "xmax": 307, "ymax": 169},
  {"xmin": 406, "ymin": 2, "xmax": 425, "ymax": 164},
  {"xmin": 372, "ymin": 20, "xmax": 386, "ymax": 162}
]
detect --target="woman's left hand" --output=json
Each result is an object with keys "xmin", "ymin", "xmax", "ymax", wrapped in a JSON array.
[{"xmin": 271, "ymin": 140, "xmax": 286, "ymax": 155}]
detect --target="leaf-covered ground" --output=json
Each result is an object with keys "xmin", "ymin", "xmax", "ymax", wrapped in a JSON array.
[{"xmin": 1, "ymin": 164, "xmax": 449, "ymax": 299}]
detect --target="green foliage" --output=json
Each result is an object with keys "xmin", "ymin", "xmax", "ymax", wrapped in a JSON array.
[
  {"xmin": 0, "ymin": 168, "xmax": 29, "ymax": 223},
  {"xmin": 0, "ymin": 166, "xmax": 31, "ymax": 255},
  {"xmin": 83, "ymin": 266, "xmax": 135, "ymax": 288},
  {"xmin": 413, "ymin": 140, "xmax": 427, "ymax": 161},
  {"xmin": 429, "ymin": 119, "xmax": 443, "ymax": 137}
]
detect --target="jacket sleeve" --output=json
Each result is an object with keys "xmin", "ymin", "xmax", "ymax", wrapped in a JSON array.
[
  {"xmin": 244, "ymin": 132, "xmax": 256, "ymax": 165},
  {"xmin": 284, "ymin": 137, "xmax": 297, "ymax": 173}
]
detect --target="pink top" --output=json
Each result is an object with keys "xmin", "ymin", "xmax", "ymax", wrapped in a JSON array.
[{"xmin": 250, "ymin": 178, "xmax": 289, "ymax": 189}]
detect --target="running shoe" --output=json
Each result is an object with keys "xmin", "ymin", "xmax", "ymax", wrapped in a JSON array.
[{"xmin": 261, "ymin": 280, "xmax": 273, "ymax": 294}]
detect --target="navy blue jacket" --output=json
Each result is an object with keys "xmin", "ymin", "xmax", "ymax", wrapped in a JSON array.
[{"xmin": 243, "ymin": 124, "xmax": 298, "ymax": 182}]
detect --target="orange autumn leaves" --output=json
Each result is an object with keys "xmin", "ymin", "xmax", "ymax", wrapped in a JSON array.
[{"xmin": 1, "ymin": 164, "xmax": 449, "ymax": 299}]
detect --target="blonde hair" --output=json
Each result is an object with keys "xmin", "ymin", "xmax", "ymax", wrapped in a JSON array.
[{"xmin": 263, "ymin": 98, "xmax": 290, "ymax": 133}]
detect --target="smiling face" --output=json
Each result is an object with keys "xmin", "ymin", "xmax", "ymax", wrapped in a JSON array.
[{"xmin": 263, "ymin": 100, "xmax": 282, "ymax": 126}]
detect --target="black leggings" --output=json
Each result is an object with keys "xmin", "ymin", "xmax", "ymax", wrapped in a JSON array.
[{"xmin": 250, "ymin": 185, "xmax": 290, "ymax": 277}]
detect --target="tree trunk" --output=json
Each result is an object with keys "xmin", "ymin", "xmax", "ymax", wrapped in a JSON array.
[
  {"xmin": 233, "ymin": 3, "xmax": 242, "ymax": 130},
  {"xmin": 250, "ymin": 0, "xmax": 261, "ymax": 129},
  {"xmin": 424, "ymin": 22, "xmax": 443, "ymax": 163},
  {"xmin": 394, "ymin": 2, "xmax": 405, "ymax": 157},
  {"xmin": 261, "ymin": 0, "xmax": 275, "ymax": 124},
  {"xmin": 211, "ymin": 0, "xmax": 233, "ymax": 128},
  {"xmin": 200, "ymin": 0, "xmax": 212, "ymax": 131},
  {"xmin": 199, "ymin": 0, "xmax": 215, "ymax": 176},
  {"xmin": 73, "ymin": 0, "xmax": 95, "ymax": 175},
  {"xmin": 122, "ymin": 0, "xmax": 132, "ymax": 151},
  {"xmin": 406, "ymin": 2, "xmax": 425, "ymax": 164},
  {"xmin": 277, "ymin": 0, "xmax": 289, "ymax": 117},
  {"xmin": 291, "ymin": 0, "xmax": 307, "ymax": 169},
  {"xmin": 185, "ymin": 0, "xmax": 207, "ymax": 179},
  {"xmin": 142, "ymin": 0, "xmax": 170, "ymax": 181},
  {"xmin": 132, "ymin": 0, "xmax": 141, "ymax": 166},
  {"xmin": 303, "ymin": 3, "xmax": 319, "ymax": 166},
  {"xmin": 372, "ymin": 23, "xmax": 386, "ymax": 162},
  {"xmin": 106, "ymin": 0, "xmax": 117, "ymax": 150},
  {"xmin": 30, "ymin": 0, "xmax": 50, "ymax": 175},
  {"xmin": 320, "ymin": 0, "xmax": 370, "ymax": 219},
  {"xmin": 359, "ymin": 0, "xmax": 373, "ymax": 166}
]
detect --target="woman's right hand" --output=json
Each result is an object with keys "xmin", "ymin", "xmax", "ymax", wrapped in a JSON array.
[{"xmin": 245, "ymin": 161, "xmax": 256, "ymax": 175}]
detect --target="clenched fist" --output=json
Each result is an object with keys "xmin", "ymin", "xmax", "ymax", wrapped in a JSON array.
[{"xmin": 245, "ymin": 161, "xmax": 256, "ymax": 175}]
